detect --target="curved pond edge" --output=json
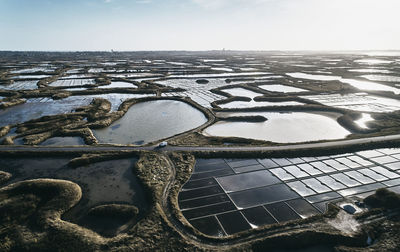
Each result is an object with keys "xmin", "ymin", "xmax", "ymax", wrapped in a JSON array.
[{"xmin": 93, "ymin": 96, "xmax": 216, "ymax": 147}]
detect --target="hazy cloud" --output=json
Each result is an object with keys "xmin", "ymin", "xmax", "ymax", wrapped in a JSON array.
[
  {"xmin": 192, "ymin": 0, "xmax": 272, "ymax": 9},
  {"xmin": 103, "ymin": 0, "xmax": 152, "ymax": 5},
  {"xmin": 1, "ymin": 0, "xmax": 399, "ymax": 50},
  {"xmin": 191, "ymin": 0, "xmax": 227, "ymax": 9}
]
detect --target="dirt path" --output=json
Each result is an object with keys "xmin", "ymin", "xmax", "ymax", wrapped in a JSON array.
[{"xmin": 1, "ymin": 133, "xmax": 400, "ymax": 154}]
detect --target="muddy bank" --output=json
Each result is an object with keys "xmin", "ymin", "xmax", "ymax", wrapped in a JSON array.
[
  {"xmin": 2, "ymin": 51, "xmax": 400, "ymax": 251},
  {"xmin": 0, "ymin": 150, "xmax": 399, "ymax": 251}
]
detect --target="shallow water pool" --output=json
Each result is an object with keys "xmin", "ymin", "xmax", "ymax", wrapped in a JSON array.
[
  {"xmin": 94, "ymin": 100, "xmax": 207, "ymax": 144},
  {"xmin": 204, "ymin": 112, "xmax": 349, "ymax": 143}
]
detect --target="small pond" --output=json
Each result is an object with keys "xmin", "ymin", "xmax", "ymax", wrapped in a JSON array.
[
  {"xmin": 222, "ymin": 87, "xmax": 262, "ymax": 99},
  {"xmin": 211, "ymin": 67, "xmax": 233, "ymax": 72},
  {"xmin": 204, "ymin": 112, "xmax": 350, "ymax": 143},
  {"xmin": 167, "ymin": 72, "xmax": 271, "ymax": 79},
  {"xmin": 62, "ymin": 94, "xmax": 153, "ymax": 111},
  {"xmin": 108, "ymin": 73, "xmax": 159, "ymax": 78},
  {"xmin": 50, "ymin": 79, "xmax": 95, "ymax": 87},
  {"xmin": 202, "ymin": 59, "xmax": 226, "ymax": 62},
  {"xmin": 348, "ymin": 69, "xmax": 393, "ymax": 74},
  {"xmin": 360, "ymin": 75, "xmax": 400, "ymax": 83},
  {"xmin": 287, "ymin": 72, "xmax": 400, "ymax": 94},
  {"xmin": 93, "ymin": 100, "xmax": 207, "ymax": 145},
  {"xmin": 99, "ymin": 81, "xmax": 137, "ymax": 89},
  {"xmin": 340, "ymin": 78, "xmax": 400, "ymax": 94},
  {"xmin": 157, "ymin": 78, "xmax": 228, "ymax": 89},
  {"xmin": 0, "ymin": 80, "xmax": 38, "ymax": 90},
  {"xmin": 240, "ymin": 67, "xmax": 258, "ymax": 71},
  {"xmin": 287, "ymin": 72, "xmax": 342, "ymax": 81},
  {"xmin": 259, "ymin": 84, "xmax": 308, "ymax": 93},
  {"xmin": 10, "ymin": 67, "xmax": 55, "ymax": 74},
  {"xmin": 219, "ymin": 100, "xmax": 303, "ymax": 109},
  {"xmin": 354, "ymin": 59, "xmax": 393, "ymax": 65},
  {"xmin": 40, "ymin": 136, "xmax": 86, "ymax": 146},
  {"xmin": 11, "ymin": 75, "xmax": 51, "ymax": 80},
  {"xmin": 301, "ymin": 93, "xmax": 400, "ymax": 113}
]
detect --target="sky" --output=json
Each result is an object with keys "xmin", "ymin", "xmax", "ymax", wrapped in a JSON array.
[{"xmin": 0, "ymin": 0, "xmax": 399, "ymax": 51}]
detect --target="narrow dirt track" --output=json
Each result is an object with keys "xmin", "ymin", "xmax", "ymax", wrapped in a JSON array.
[{"xmin": 1, "ymin": 133, "xmax": 400, "ymax": 154}]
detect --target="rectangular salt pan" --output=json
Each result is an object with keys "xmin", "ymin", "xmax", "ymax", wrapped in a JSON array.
[
  {"xmin": 229, "ymin": 184, "xmax": 300, "ymax": 209},
  {"xmin": 287, "ymin": 181, "xmax": 316, "ymax": 197},
  {"xmin": 301, "ymin": 178, "xmax": 331, "ymax": 193},
  {"xmin": 317, "ymin": 176, "xmax": 347, "ymax": 190},
  {"xmin": 216, "ymin": 170, "xmax": 280, "ymax": 193}
]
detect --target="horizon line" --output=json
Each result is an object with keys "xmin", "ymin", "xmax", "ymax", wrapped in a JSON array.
[{"xmin": 1, "ymin": 49, "xmax": 400, "ymax": 53}]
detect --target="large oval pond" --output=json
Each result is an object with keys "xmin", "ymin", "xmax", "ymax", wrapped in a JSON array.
[
  {"xmin": 203, "ymin": 112, "xmax": 350, "ymax": 143},
  {"xmin": 93, "ymin": 100, "xmax": 208, "ymax": 145}
]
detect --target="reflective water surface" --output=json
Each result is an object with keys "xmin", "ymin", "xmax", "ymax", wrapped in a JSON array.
[
  {"xmin": 204, "ymin": 112, "xmax": 349, "ymax": 143},
  {"xmin": 360, "ymin": 75, "xmax": 400, "ymax": 83},
  {"xmin": 287, "ymin": 72, "xmax": 400, "ymax": 94},
  {"xmin": 219, "ymin": 100, "xmax": 303, "ymax": 109},
  {"xmin": 259, "ymin": 84, "xmax": 308, "ymax": 93},
  {"xmin": 222, "ymin": 87, "xmax": 262, "ymax": 99},
  {"xmin": 355, "ymin": 113, "xmax": 374, "ymax": 129},
  {"xmin": 99, "ymin": 81, "xmax": 137, "ymax": 88},
  {"xmin": 94, "ymin": 100, "xmax": 207, "ymax": 144},
  {"xmin": 301, "ymin": 93, "xmax": 400, "ymax": 113}
]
